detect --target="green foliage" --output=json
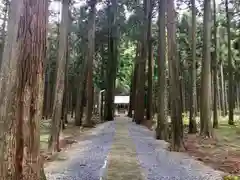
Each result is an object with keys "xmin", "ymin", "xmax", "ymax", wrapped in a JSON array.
[
  {"xmin": 46, "ymin": 0, "xmax": 240, "ymax": 94},
  {"xmin": 117, "ymin": 38, "xmax": 135, "ymax": 88},
  {"xmin": 223, "ymin": 175, "xmax": 240, "ymax": 180}
]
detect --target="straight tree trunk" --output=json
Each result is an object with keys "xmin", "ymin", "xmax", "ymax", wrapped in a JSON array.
[
  {"xmin": 71, "ymin": 77, "xmax": 76, "ymax": 118},
  {"xmin": 61, "ymin": 88, "xmax": 67, "ymax": 129},
  {"xmin": 200, "ymin": 0, "xmax": 212, "ymax": 137},
  {"xmin": 48, "ymin": 0, "xmax": 70, "ymax": 153},
  {"xmin": 43, "ymin": 28, "xmax": 53, "ymax": 119},
  {"xmin": 212, "ymin": 0, "xmax": 218, "ymax": 128},
  {"xmin": 189, "ymin": 0, "xmax": 197, "ymax": 133},
  {"xmin": 156, "ymin": 0, "xmax": 168, "ymax": 140},
  {"xmin": 225, "ymin": 0, "xmax": 234, "ymax": 125},
  {"xmin": 75, "ymin": 58, "xmax": 87, "ymax": 126},
  {"xmin": 104, "ymin": 0, "xmax": 118, "ymax": 121},
  {"xmin": 179, "ymin": 62, "xmax": 185, "ymax": 113},
  {"xmin": 128, "ymin": 71, "xmax": 134, "ymax": 117},
  {"xmin": 218, "ymin": 76, "xmax": 222, "ymax": 110},
  {"xmin": 135, "ymin": 0, "xmax": 149, "ymax": 124},
  {"xmin": 128, "ymin": 43, "xmax": 140, "ymax": 118},
  {"xmin": 167, "ymin": 0, "xmax": 185, "ymax": 151},
  {"xmin": 0, "ymin": 0, "xmax": 48, "ymax": 179},
  {"xmin": 0, "ymin": 0, "xmax": 8, "ymax": 69},
  {"xmin": 61, "ymin": 35, "xmax": 71, "ymax": 128},
  {"xmin": 44, "ymin": 65, "xmax": 52, "ymax": 119},
  {"xmin": 83, "ymin": 0, "xmax": 97, "ymax": 127},
  {"xmin": 236, "ymin": 83, "xmax": 240, "ymax": 110},
  {"xmin": 0, "ymin": 0, "xmax": 25, "ymax": 178},
  {"xmin": 220, "ymin": 61, "xmax": 227, "ymax": 115},
  {"xmin": 146, "ymin": 0, "xmax": 153, "ymax": 121},
  {"xmin": 224, "ymin": 80, "xmax": 228, "ymax": 113}
]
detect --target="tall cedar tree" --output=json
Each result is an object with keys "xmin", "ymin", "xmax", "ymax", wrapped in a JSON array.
[
  {"xmin": 200, "ymin": 0, "xmax": 212, "ymax": 137},
  {"xmin": 156, "ymin": 0, "xmax": 168, "ymax": 140},
  {"xmin": 48, "ymin": 0, "xmax": 70, "ymax": 153},
  {"xmin": 128, "ymin": 43, "xmax": 140, "ymax": 118},
  {"xmin": 134, "ymin": 0, "xmax": 149, "ymax": 124},
  {"xmin": 83, "ymin": 0, "xmax": 97, "ymax": 127},
  {"xmin": 189, "ymin": 0, "xmax": 197, "ymax": 133},
  {"xmin": 167, "ymin": 0, "xmax": 185, "ymax": 151},
  {"xmin": 146, "ymin": 0, "xmax": 153, "ymax": 121},
  {"xmin": 0, "ymin": 1, "xmax": 23, "ymax": 177},
  {"xmin": 212, "ymin": 0, "xmax": 219, "ymax": 128},
  {"xmin": 104, "ymin": 0, "xmax": 118, "ymax": 121},
  {"xmin": 0, "ymin": 0, "xmax": 8, "ymax": 68},
  {"xmin": 0, "ymin": 0, "xmax": 48, "ymax": 179},
  {"xmin": 226, "ymin": 0, "xmax": 234, "ymax": 125}
]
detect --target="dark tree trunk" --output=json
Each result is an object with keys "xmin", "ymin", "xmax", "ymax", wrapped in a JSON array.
[
  {"xmin": 225, "ymin": 0, "xmax": 234, "ymax": 125},
  {"xmin": 0, "ymin": 0, "xmax": 8, "ymax": 69},
  {"xmin": 0, "ymin": 0, "xmax": 48, "ymax": 178},
  {"xmin": 146, "ymin": 0, "xmax": 153, "ymax": 121},
  {"xmin": 135, "ymin": 0, "xmax": 149, "ymax": 124},
  {"xmin": 104, "ymin": 0, "xmax": 118, "ymax": 121},
  {"xmin": 189, "ymin": 0, "xmax": 197, "ymax": 133},
  {"xmin": 84, "ymin": 0, "xmax": 96, "ymax": 127},
  {"xmin": 212, "ymin": 0, "xmax": 218, "ymax": 128},
  {"xmin": 75, "ymin": 59, "xmax": 87, "ymax": 126},
  {"xmin": 128, "ymin": 43, "xmax": 140, "ymax": 118},
  {"xmin": 156, "ymin": 0, "xmax": 168, "ymax": 140},
  {"xmin": 167, "ymin": 0, "xmax": 185, "ymax": 151},
  {"xmin": 48, "ymin": 0, "xmax": 70, "ymax": 153},
  {"xmin": 200, "ymin": 0, "xmax": 212, "ymax": 137}
]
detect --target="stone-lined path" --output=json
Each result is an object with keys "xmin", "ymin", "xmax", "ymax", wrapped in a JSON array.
[
  {"xmin": 45, "ymin": 116, "xmax": 224, "ymax": 180},
  {"xmin": 105, "ymin": 117, "xmax": 144, "ymax": 180}
]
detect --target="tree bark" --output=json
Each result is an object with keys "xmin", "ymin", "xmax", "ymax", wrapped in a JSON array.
[
  {"xmin": 220, "ymin": 61, "xmax": 227, "ymax": 115},
  {"xmin": 236, "ymin": 83, "xmax": 240, "ymax": 110},
  {"xmin": 44, "ymin": 64, "xmax": 52, "ymax": 119},
  {"xmin": 189, "ymin": 0, "xmax": 197, "ymax": 133},
  {"xmin": 167, "ymin": 0, "xmax": 185, "ymax": 151},
  {"xmin": 61, "ymin": 35, "xmax": 71, "ymax": 129},
  {"xmin": 128, "ymin": 43, "xmax": 141, "ymax": 118},
  {"xmin": 0, "ymin": 0, "xmax": 25, "ymax": 178},
  {"xmin": 146, "ymin": 0, "xmax": 153, "ymax": 121},
  {"xmin": 0, "ymin": 0, "xmax": 48, "ymax": 179},
  {"xmin": 156, "ymin": 0, "xmax": 168, "ymax": 140},
  {"xmin": 48, "ymin": 0, "xmax": 70, "ymax": 153},
  {"xmin": 135, "ymin": 0, "xmax": 149, "ymax": 124},
  {"xmin": 0, "ymin": 0, "xmax": 8, "ymax": 69},
  {"xmin": 75, "ymin": 58, "xmax": 87, "ymax": 126},
  {"xmin": 200, "ymin": 0, "xmax": 212, "ymax": 137},
  {"xmin": 212, "ymin": 0, "xmax": 218, "ymax": 128},
  {"xmin": 225, "ymin": 0, "xmax": 234, "ymax": 125},
  {"xmin": 83, "ymin": 0, "xmax": 97, "ymax": 127},
  {"xmin": 104, "ymin": 0, "xmax": 118, "ymax": 121}
]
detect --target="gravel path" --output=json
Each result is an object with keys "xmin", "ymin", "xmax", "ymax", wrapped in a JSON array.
[
  {"xmin": 45, "ymin": 116, "xmax": 225, "ymax": 180},
  {"xmin": 129, "ymin": 121, "xmax": 224, "ymax": 180},
  {"xmin": 45, "ymin": 121, "xmax": 115, "ymax": 180}
]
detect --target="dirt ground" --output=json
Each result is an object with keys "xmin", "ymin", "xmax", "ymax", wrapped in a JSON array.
[
  {"xmin": 143, "ymin": 115, "xmax": 240, "ymax": 177},
  {"xmin": 184, "ymin": 121, "xmax": 240, "ymax": 176},
  {"xmin": 40, "ymin": 114, "xmax": 98, "ymax": 162}
]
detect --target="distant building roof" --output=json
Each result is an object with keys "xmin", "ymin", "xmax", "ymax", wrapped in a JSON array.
[{"xmin": 114, "ymin": 96, "xmax": 130, "ymax": 104}]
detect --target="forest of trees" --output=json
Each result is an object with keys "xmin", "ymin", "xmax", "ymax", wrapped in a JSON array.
[{"xmin": 0, "ymin": 0, "xmax": 239, "ymax": 179}]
